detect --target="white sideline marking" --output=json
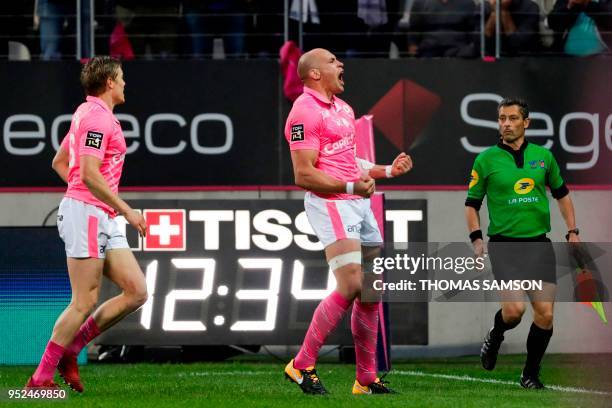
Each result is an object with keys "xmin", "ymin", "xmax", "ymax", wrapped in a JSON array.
[
  {"xmin": 181, "ymin": 371, "xmax": 272, "ymax": 377},
  {"xmin": 179, "ymin": 370, "xmax": 610, "ymax": 396},
  {"xmin": 394, "ymin": 370, "xmax": 611, "ymax": 396}
]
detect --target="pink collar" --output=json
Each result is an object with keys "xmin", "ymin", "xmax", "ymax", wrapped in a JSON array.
[
  {"xmin": 86, "ymin": 95, "xmax": 112, "ymax": 114},
  {"xmin": 303, "ymin": 86, "xmax": 335, "ymax": 105}
]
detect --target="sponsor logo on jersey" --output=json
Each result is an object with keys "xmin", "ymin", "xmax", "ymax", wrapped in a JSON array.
[
  {"xmin": 469, "ymin": 169, "xmax": 479, "ymax": 189},
  {"xmin": 112, "ymin": 153, "xmax": 125, "ymax": 165},
  {"xmin": 528, "ymin": 159, "xmax": 546, "ymax": 170},
  {"xmin": 514, "ymin": 178, "xmax": 535, "ymax": 194},
  {"xmin": 508, "ymin": 196, "xmax": 540, "ymax": 205},
  {"xmin": 290, "ymin": 124, "xmax": 304, "ymax": 142},
  {"xmin": 322, "ymin": 134, "xmax": 354, "ymax": 155},
  {"xmin": 85, "ymin": 131, "xmax": 103, "ymax": 149}
]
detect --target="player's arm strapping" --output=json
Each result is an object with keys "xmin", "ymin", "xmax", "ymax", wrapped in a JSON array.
[{"xmin": 356, "ymin": 152, "xmax": 413, "ymax": 180}]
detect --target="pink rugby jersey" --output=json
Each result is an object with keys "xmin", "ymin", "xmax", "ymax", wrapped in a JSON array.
[
  {"xmin": 61, "ymin": 96, "xmax": 126, "ymax": 217},
  {"xmin": 284, "ymin": 86, "xmax": 361, "ymax": 200}
]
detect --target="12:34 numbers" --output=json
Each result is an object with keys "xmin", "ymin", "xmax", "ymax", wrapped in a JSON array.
[{"xmin": 140, "ymin": 258, "xmax": 336, "ymax": 332}]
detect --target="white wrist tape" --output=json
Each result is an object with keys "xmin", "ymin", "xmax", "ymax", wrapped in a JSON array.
[
  {"xmin": 356, "ymin": 158, "xmax": 376, "ymax": 171},
  {"xmin": 385, "ymin": 165, "xmax": 393, "ymax": 178},
  {"xmin": 329, "ymin": 251, "xmax": 362, "ymax": 271},
  {"xmin": 346, "ymin": 182, "xmax": 354, "ymax": 195}
]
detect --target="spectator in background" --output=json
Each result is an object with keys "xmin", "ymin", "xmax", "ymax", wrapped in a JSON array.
[
  {"xmin": 182, "ymin": 0, "xmax": 248, "ymax": 58},
  {"xmin": 182, "ymin": 1, "xmax": 207, "ymax": 58},
  {"xmin": 116, "ymin": 0, "xmax": 180, "ymax": 59},
  {"xmin": 484, "ymin": 0, "xmax": 541, "ymax": 56},
  {"xmin": 547, "ymin": 0, "xmax": 611, "ymax": 56},
  {"xmin": 247, "ymin": 0, "xmax": 284, "ymax": 58},
  {"xmin": 35, "ymin": 0, "xmax": 75, "ymax": 60},
  {"xmin": 356, "ymin": 0, "xmax": 405, "ymax": 57},
  {"xmin": 289, "ymin": 0, "xmax": 324, "ymax": 53},
  {"xmin": 308, "ymin": 0, "xmax": 403, "ymax": 58},
  {"xmin": 533, "ymin": 0, "xmax": 557, "ymax": 49},
  {"xmin": 406, "ymin": 0, "xmax": 479, "ymax": 57},
  {"xmin": 95, "ymin": 0, "xmax": 119, "ymax": 57},
  {"xmin": 2, "ymin": 1, "xmax": 37, "ymax": 59}
]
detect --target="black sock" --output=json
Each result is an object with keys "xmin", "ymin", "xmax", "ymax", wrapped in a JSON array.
[
  {"xmin": 524, "ymin": 323, "xmax": 553, "ymax": 375},
  {"xmin": 490, "ymin": 309, "xmax": 520, "ymax": 339}
]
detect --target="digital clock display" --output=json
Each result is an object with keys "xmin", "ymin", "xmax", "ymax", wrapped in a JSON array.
[{"xmin": 97, "ymin": 199, "xmax": 428, "ymax": 346}]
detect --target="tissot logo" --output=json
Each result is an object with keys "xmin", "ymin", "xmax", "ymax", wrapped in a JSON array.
[
  {"xmin": 116, "ymin": 207, "xmax": 425, "ymax": 254},
  {"xmin": 144, "ymin": 210, "xmax": 186, "ymax": 251}
]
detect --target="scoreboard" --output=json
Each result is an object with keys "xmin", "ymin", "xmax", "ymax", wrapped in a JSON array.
[{"xmin": 97, "ymin": 199, "xmax": 429, "ymax": 346}]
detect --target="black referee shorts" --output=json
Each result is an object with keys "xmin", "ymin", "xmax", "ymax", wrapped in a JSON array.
[{"xmin": 488, "ymin": 234, "xmax": 557, "ymax": 284}]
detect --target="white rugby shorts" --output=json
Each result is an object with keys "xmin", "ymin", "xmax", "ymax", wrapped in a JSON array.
[
  {"xmin": 304, "ymin": 192, "xmax": 383, "ymax": 248},
  {"xmin": 57, "ymin": 197, "xmax": 129, "ymax": 258}
]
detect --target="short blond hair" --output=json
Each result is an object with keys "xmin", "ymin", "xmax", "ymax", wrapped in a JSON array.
[{"xmin": 80, "ymin": 56, "xmax": 122, "ymax": 96}]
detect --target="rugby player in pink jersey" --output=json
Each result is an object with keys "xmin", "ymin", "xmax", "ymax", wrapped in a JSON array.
[
  {"xmin": 283, "ymin": 48, "xmax": 413, "ymax": 395},
  {"xmin": 25, "ymin": 56, "xmax": 148, "ymax": 392}
]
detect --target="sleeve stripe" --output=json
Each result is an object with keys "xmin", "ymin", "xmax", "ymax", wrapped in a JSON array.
[
  {"xmin": 551, "ymin": 183, "xmax": 569, "ymax": 200},
  {"xmin": 465, "ymin": 198, "xmax": 483, "ymax": 211}
]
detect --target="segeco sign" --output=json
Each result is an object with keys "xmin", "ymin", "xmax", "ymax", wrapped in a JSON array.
[
  {"xmin": 2, "ymin": 112, "xmax": 234, "ymax": 156},
  {"xmin": 460, "ymin": 93, "xmax": 612, "ymax": 170}
]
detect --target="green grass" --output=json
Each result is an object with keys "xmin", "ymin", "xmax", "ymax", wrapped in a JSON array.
[{"xmin": 1, "ymin": 355, "xmax": 610, "ymax": 407}]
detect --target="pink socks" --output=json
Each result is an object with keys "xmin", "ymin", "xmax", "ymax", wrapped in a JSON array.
[
  {"xmin": 352, "ymin": 298, "xmax": 379, "ymax": 385},
  {"xmin": 67, "ymin": 315, "xmax": 101, "ymax": 356},
  {"xmin": 32, "ymin": 341, "xmax": 66, "ymax": 384},
  {"xmin": 294, "ymin": 291, "xmax": 351, "ymax": 369}
]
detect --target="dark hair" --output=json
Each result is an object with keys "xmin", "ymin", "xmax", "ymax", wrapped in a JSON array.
[
  {"xmin": 497, "ymin": 97, "xmax": 529, "ymax": 119},
  {"xmin": 80, "ymin": 56, "xmax": 122, "ymax": 96}
]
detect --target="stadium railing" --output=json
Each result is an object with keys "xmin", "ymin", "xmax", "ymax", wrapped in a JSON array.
[{"xmin": 1, "ymin": 1, "xmax": 610, "ymax": 60}]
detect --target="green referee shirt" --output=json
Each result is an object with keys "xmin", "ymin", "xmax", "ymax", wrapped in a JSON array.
[{"xmin": 465, "ymin": 140, "xmax": 569, "ymax": 238}]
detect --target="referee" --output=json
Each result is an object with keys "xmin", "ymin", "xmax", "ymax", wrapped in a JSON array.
[{"xmin": 464, "ymin": 97, "xmax": 581, "ymax": 389}]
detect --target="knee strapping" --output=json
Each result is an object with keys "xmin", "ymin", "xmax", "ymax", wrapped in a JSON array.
[{"xmin": 329, "ymin": 251, "xmax": 362, "ymax": 271}]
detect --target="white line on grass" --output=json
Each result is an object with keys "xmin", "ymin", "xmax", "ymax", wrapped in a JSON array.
[
  {"xmin": 179, "ymin": 370, "xmax": 610, "ymax": 396},
  {"xmin": 181, "ymin": 371, "xmax": 273, "ymax": 377},
  {"xmin": 394, "ymin": 370, "xmax": 611, "ymax": 396}
]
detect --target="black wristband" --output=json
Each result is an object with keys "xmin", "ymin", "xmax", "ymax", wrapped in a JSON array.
[
  {"xmin": 469, "ymin": 230, "xmax": 483, "ymax": 242},
  {"xmin": 565, "ymin": 228, "xmax": 579, "ymax": 241}
]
